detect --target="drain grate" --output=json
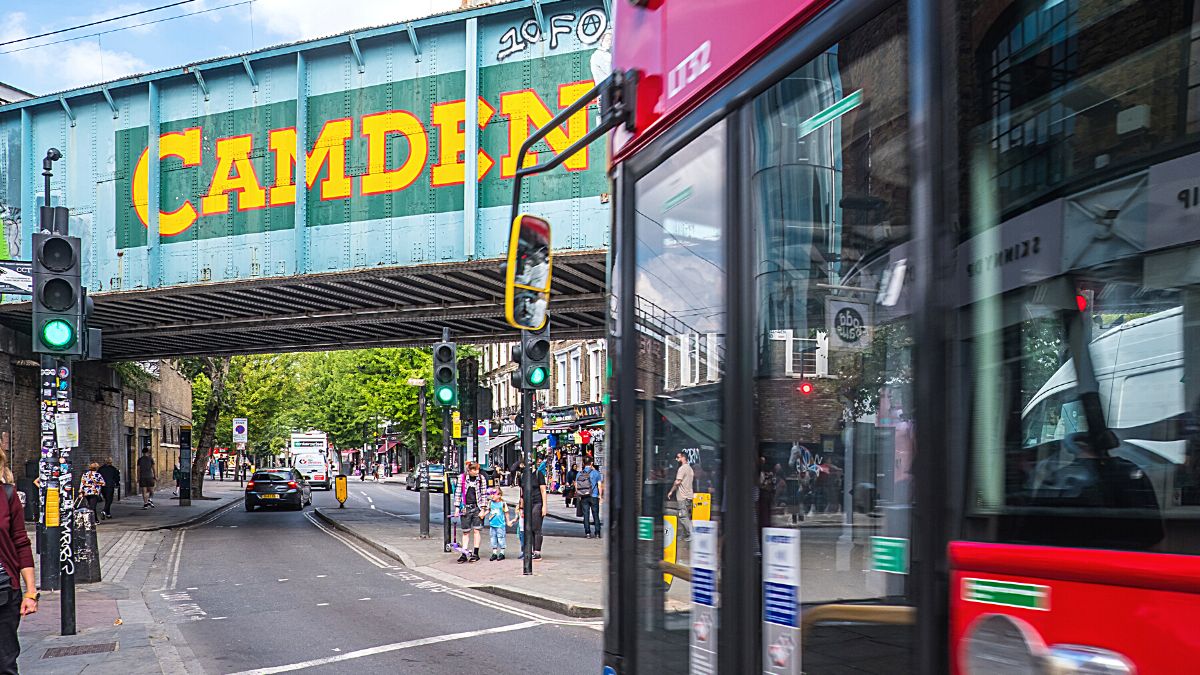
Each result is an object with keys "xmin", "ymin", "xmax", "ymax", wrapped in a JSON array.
[{"xmin": 43, "ymin": 642, "xmax": 118, "ymax": 659}]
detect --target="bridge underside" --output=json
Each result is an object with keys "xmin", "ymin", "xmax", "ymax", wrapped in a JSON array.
[{"xmin": 0, "ymin": 252, "xmax": 606, "ymax": 360}]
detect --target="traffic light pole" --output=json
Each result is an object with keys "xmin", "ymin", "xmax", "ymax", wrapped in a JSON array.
[
  {"xmin": 418, "ymin": 386, "xmax": 430, "ymax": 538},
  {"xmin": 56, "ymin": 360, "xmax": 75, "ymax": 636},
  {"xmin": 443, "ymin": 405, "xmax": 452, "ymax": 553},
  {"xmin": 38, "ymin": 357, "xmax": 58, "ymax": 593},
  {"xmin": 521, "ymin": 387, "xmax": 534, "ymax": 575}
]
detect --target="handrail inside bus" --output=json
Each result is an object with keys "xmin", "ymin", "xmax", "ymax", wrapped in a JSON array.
[
  {"xmin": 801, "ymin": 604, "xmax": 916, "ymax": 637},
  {"xmin": 658, "ymin": 559, "xmax": 693, "ymax": 582}
]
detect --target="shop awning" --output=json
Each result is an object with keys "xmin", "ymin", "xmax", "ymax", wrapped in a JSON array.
[
  {"xmin": 539, "ymin": 422, "xmax": 576, "ymax": 432},
  {"xmin": 586, "ymin": 420, "xmax": 605, "ymax": 427},
  {"xmin": 487, "ymin": 435, "xmax": 518, "ymax": 451}
]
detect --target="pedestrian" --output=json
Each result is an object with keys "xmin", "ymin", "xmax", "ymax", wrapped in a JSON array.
[
  {"xmin": 172, "ymin": 464, "xmax": 182, "ymax": 497},
  {"xmin": 456, "ymin": 462, "xmax": 485, "ymax": 563},
  {"xmin": 523, "ymin": 462, "xmax": 548, "ymax": 560},
  {"xmin": 98, "ymin": 458, "xmax": 119, "ymax": 520},
  {"xmin": 508, "ymin": 458, "xmax": 523, "ymax": 487},
  {"xmin": 576, "ymin": 460, "xmax": 603, "ymax": 538},
  {"xmin": 0, "ymin": 444, "xmax": 37, "ymax": 673},
  {"xmin": 667, "ymin": 451, "xmax": 694, "ymax": 542},
  {"xmin": 218, "ymin": 458, "xmax": 227, "ymax": 481},
  {"xmin": 487, "ymin": 488, "xmax": 511, "ymax": 561},
  {"xmin": 515, "ymin": 493, "xmax": 526, "ymax": 558},
  {"xmin": 137, "ymin": 448, "xmax": 156, "ymax": 509},
  {"xmin": 208, "ymin": 459, "xmax": 217, "ymax": 481},
  {"xmin": 564, "ymin": 463, "xmax": 578, "ymax": 508},
  {"xmin": 80, "ymin": 462, "xmax": 105, "ymax": 523}
]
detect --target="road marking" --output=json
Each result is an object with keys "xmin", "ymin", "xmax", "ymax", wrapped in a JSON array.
[
  {"xmin": 304, "ymin": 512, "xmax": 390, "ymax": 568},
  {"xmin": 366, "ymin": 496, "xmax": 373, "ymax": 503},
  {"xmin": 370, "ymin": 505, "xmax": 376, "ymax": 510},
  {"xmin": 186, "ymin": 587, "xmax": 198, "ymax": 590},
  {"xmin": 168, "ymin": 530, "xmax": 186, "ymax": 590},
  {"xmin": 358, "ymin": 597, "xmax": 370, "ymax": 601},
  {"xmin": 224, "ymin": 621, "xmax": 542, "ymax": 675},
  {"xmin": 317, "ymin": 603, "xmax": 329, "ymax": 606},
  {"xmin": 212, "ymin": 616, "xmax": 228, "ymax": 620},
  {"xmin": 316, "ymin": 574, "xmax": 327, "ymax": 578},
  {"xmin": 278, "ymin": 579, "xmax": 288, "ymax": 582}
]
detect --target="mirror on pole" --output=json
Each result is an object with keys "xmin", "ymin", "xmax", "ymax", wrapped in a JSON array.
[{"xmin": 505, "ymin": 214, "xmax": 552, "ymax": 330}]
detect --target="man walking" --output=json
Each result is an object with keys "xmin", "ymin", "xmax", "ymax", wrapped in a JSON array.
[
  {"xmin": 137, "ymin": 448, "xmax": 156, "ymax": 509},
  {"xmin": 575, "ymin": 460, "xmax": 603, "ymax": 538},
  {"xmin": 98, "ymin": 458, "xmax": 119, "ymax": 519},
  {"xmin": 667, "ymin": 451, "xmax": 694, "ymax": 542}
]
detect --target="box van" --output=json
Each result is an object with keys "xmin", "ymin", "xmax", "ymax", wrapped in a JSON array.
[
  {"xmin": 293, "ymin": 452, "xmax": 332, "ymax": 490},
  {"xmin": 1021, "ymin": 307, "xmax": 1187, "ymax": 509}
]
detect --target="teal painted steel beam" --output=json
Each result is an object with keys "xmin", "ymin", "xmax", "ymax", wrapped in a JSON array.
[
  {"xmin": 294, "ymin": 52, "xmax": 309, "ymax": 275},
  {"xmin": 405, "ymin": 23, "xmax": 422, "ymax": 61},
  {"xmin": 147, "ymin": 81, "xmax": 161, "ymax": 288},
  {"xmin": 193, "ymin": 69, "xmax": 210, "ymax": 101},
  {"xmin": 20, "ymin": 108, "xmax": 33, "ymax": 256},
  {"xmin": 0, "ymin": 0, "xmax": 574, "ymax": 115},
  {"xmin": 241, "ymin": 57, "xmax": 259, "ymax": 92},
  {"xmin": 464, "ymin": 17, "xmax": 479, "ymax": 260},
  {"xmin": 348, "ymin": 35, "xmax": 365, "ymax": 73},
  {"xmin": 101, "ymin": 87, "xmax": 119, "ymax": 118},
  {"xmin": 58, "ymin": 96, "xmax": 76, "ymax": 127}
]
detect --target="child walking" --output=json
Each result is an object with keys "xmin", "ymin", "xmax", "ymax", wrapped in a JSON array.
[{"xmin": 487, "ymin": 488, "xmax": 511, "ymax": 561}]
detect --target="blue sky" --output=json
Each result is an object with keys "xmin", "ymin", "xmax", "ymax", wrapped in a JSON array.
[{"xmin": 1, "ymin": 0, "xmax": 462, "ymax": 95}]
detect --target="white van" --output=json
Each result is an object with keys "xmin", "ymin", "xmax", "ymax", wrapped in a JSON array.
[
  {"xmin": 293, "ymin": 452, "xmax": 332, "ymax": 490},
  {"xmin": 1021, "ymin": 307, "xmax": 1186, "ymax": 509}
]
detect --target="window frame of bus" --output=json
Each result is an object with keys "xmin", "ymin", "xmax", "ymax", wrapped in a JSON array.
[{"xmin": 606, "ymin": 0, "xmax": 952, "ymax": 673}]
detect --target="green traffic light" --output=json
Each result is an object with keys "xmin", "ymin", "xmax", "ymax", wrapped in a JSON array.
[
  {"xmin": 435, "ymin": 386, "xmax": 455, "ymax": 404},
  {"xmin": 527, "ymin": 366, "xmax": 547, "ymax": 387},
  {"xmin": 41, "ymin": 319, "xmax": 75, "ymax": 350}
]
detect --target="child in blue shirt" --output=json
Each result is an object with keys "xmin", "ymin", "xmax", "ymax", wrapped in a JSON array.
[{"xmin": 487, "ymin": 488, "xmax": 512, "ymax": 561}]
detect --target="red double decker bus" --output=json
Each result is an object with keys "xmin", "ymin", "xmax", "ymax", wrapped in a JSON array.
[{"xmin": 514, "ymin": 0, "xmax": 1200, "ymax": 672}]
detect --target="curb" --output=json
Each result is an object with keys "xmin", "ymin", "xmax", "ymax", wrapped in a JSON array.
[
  {"xmin": 313, "ymin": 507, "xmax": 601, "ymax": 618},
  {"xmin": 141, "ymin": 495, "xmax": 245, "ymax": 531}
]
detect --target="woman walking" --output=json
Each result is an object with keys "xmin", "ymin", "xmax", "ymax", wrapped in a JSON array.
[
  {"xmin": 456, "ymin": 463, "xmax": 485, "ymax": 563},
  {"xmin": 80, "ymin": 463, "xmax": 106, "ymax": 523},
  {"xmin": 0, "ymin": 445, "xmax": 38, "ymax": 673}
]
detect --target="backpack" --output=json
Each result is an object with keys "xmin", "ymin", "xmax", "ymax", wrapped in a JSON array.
[{"xmin": 575, "ymin": 469, "xmax": 593, "ymax": 494}]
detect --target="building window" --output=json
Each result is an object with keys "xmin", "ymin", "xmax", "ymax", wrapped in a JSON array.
[
  {"xmin": 570, "ymin": 351, "xmax": 582, "ymax": 404},
  {"xmin": 590, "ymin": 346, "xmax": 604, "ymax": 402},
  {"xmin": 556, "ymin": 355, "xmax": 569, "ymax": 405}
]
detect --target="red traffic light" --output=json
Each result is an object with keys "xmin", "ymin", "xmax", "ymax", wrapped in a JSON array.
[
  {"xmin": 1075, "ymin": 294, "xmax": 1088, "ymax": 312},
  {"xmin": 798, "ymin": 381, "xmax": 814, "ymax": 395}
]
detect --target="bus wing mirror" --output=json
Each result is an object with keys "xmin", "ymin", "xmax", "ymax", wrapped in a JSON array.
[{"xmin": 505, "ymin": 213, "xmax": 553, "ymax": 331}]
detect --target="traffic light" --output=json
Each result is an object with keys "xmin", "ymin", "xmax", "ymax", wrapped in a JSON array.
[
  {"xmin": 32, "ymin": 222, "xmax": 84, "ymax": 356},
  {"xmin": 798, "ymin": 381, "xmax": 814, "ymax": 396},
  {"xmin": 510, "ymin": 323, "xmax": 551, "ymax": 390},
  {"xmin": 432, "ymin": 341, "xmax": 458, "ymax": 406}
]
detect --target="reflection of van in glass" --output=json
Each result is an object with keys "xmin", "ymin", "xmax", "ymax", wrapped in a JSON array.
[{"xmin": 1021, "ymin": 308, "xmax": 1187, "ymax": 509}]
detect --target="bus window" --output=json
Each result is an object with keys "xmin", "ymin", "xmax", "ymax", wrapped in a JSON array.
[
  {"xmin": 631, "ymin": 120, "xmax": 726, "ymax": 674},
  {"xmin": 750, "ymin": 5, "xmax": 914, "ymax": 672}
]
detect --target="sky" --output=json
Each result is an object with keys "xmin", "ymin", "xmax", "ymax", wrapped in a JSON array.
[{"xmin": 0, "ymin": 0, "xmax": 465, "ymax": 95}]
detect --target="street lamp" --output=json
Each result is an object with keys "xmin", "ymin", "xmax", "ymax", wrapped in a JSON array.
[{"xmin": 407, "ymin": 377, "xmax": 430, "ymax": 538}]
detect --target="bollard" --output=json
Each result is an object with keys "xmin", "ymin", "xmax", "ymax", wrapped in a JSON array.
[{"xmin": 72, "ymin": 508, "xmax": 102, "ymax": 584}]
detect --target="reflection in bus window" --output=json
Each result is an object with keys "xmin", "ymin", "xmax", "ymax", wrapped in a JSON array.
[{"xmin": 751, "ymin": 5, "xmax": 914, "ymax": 672}]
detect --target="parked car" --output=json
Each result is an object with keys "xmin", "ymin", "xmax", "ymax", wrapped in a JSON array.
[
  {"xmin": 405, "ymin": 464, "xmax": 446, "ymax": 492},
  {"xmin": 245, "ymin": 468, "xmax": 312, "ymax": 511}
]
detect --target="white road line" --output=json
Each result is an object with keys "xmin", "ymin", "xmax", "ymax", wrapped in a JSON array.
[
  {"xmin": 224, "ymin": 621, "xmax": 542, "ymax": 675},
  {"xmin": 366, "ymin": 496, "xmax": 373, "ymax": 503},
  {"xmin": 303, "ymin": 513, "xmax": 390, "ymax": 568},
  {"xmin": 168, "ymin": 530, "xmax": 186, "ymax": 590}
]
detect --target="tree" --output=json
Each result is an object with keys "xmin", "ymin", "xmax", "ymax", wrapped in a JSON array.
[{"xmin": 175, "ymin": 356, "xmax": 232, "ymax": 498}]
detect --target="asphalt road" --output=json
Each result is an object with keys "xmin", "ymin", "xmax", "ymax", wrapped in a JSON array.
[
  {"xmin": 154, "ymin": 488, "xmax": 602, "ymax": 674},
  {"xmin": 340, "ymin": 479, "xmax": 595, "ymax": 539}
]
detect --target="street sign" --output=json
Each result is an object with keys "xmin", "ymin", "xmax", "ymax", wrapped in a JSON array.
[
  {"xmin": 233, "ymin": 418, "xmax": 248, "ymax": 443},
  {"xmin": 869, "ymin": 536, "xmax": 909, "ymax": 574},
  {"xmin": 0, "ymin": 260, "xmax": 32, "ymax": 295},
  {"xmin": 827, "ymin": 298, "xmax": 871, "ymax": 350}
]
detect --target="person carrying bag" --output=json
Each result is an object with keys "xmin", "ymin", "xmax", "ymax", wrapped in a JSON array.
[{"xmin": 0, "ymin": 446, "xmax": 37, "ymax": 674}]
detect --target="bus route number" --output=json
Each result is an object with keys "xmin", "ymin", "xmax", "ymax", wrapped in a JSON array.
[{"xmin": 668, "ymin": 41, "xmax": 712, "ymax": 99}]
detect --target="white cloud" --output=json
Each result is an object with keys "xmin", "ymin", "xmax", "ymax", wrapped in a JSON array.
[
  {"xmin": 251, "ymin": 0, "xmax": 462, "ymax": 42},
  {"xmin": 0, "ymin": 11, "xmax": 149, "ymax": 93}
]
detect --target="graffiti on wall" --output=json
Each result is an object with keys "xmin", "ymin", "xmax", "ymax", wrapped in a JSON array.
[{"xmin": 496, "ymin": 8, "xmax": 608, "ymax": 60}]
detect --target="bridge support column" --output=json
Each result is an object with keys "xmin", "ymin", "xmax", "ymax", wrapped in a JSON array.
[{"xmin": 294, "ymin": 52, "xmax": 309, "ymax": 276}]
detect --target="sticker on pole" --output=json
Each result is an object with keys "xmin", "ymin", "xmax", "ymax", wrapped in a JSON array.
[
  {"xmin": 54, "ymin": 413, "xmax": 79, "ymax": 448},
  {"xmin": 233, "ymin": 418, "xmax": 248, "ymax": 443},
  {"xmin": 690, "ymin": 521, "xmax": 718, "ymax": 675},
  {"xmin": 963, "ymin": 578, "xmax": 1050, "ymax": 611},
  {"xmin": 762, "ymin": 527, "xmax": 801, "ymax": 675}
]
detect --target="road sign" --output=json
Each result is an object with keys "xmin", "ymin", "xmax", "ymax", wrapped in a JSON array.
[
  {"xmin": 0, "ymin": 260, "xmax": 32, "ymax": 294},
  {"xmin": 870, "ymin": 536, "xmax": 909, "ymax": 574},
  {"xmin": 335, "ymin": 475, "xmax": 348, "ymax": 508},
  {"xmin": 233, "ymin": 418, "xmax": 248, "ymax": 443}
]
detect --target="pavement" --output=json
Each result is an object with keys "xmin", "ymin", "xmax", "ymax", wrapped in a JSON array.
[
  {"xmin": 16, "ymin": 480, "xmax": 245, "ymax": 674},
  {"xmin": 316, "ymin": 478, "xmax": 608, "ymax": 617},
  {"xmin": 16, "ymin": 479, "xmax": 602, "ymax": 674}
]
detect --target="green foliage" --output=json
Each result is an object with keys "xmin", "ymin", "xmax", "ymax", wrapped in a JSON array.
[
  {"xmin": 112, "ymin": 361, "xmax": 156, "ymax": 391},
  {"xmin": 182, "ymin": 348, "xmax": 444, "ymax": 459}
]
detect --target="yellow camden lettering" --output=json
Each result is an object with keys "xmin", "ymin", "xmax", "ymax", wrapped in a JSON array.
[
  {"xmin": 499, "ymin": 81, "xmax": 592, "ymax": 178},
  {"xmin": 430, "ymin": 98, "xmax": 496, "ymax": 187},
  {"xmin": 201, "ymin": 135, "xmax": 267, "ymax": 216},
  {"xmin": 268, "ymin": 127, "xmax": 298, "ymax": 206},
  {"xmin": 132, "ymin": 127, "xmax": 203, "ymax": 235},
  {"xmin": 361, "ymin": 111, "xmax": 429, "ymax": 195}
]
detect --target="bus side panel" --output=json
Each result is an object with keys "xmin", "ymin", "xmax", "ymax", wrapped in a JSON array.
[{"xmin": 950, "ymin": 542, "xmax": 1200, "ymax": 673}]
